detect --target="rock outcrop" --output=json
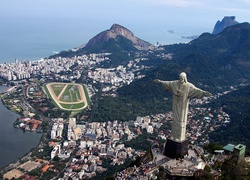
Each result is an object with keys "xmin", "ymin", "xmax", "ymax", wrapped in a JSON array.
[
  {"xmin": 85, "ymin": 24, "xmax": 155, "ymax": 50},
  {"xmin": 212, "ymin": 16, "xmax": 239, "ymax": 35}
]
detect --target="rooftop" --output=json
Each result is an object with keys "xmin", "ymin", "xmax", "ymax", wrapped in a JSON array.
[{"xmin": 223, "ymin": 144, "xmax": 235, "ymax": 152}]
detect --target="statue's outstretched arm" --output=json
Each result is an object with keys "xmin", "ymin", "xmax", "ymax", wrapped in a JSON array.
[
  {"xmin": 203, "ymin": 91, "xmax": 212, "ymax": 97},
  {"xmin": 154, "ymin": 79, "xmax": 161, "ymax": 84}
]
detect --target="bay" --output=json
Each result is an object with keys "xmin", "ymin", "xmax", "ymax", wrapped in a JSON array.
[
  {"xmin": 0, "ymin": 17, "xmax": 204, "ymax": 64},
  {"xmin": 0, "ymin": 86, "xmax": 42, "ymax": 169}
]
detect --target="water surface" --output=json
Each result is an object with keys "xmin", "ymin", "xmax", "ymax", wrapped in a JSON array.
[{"xmin": 0, "ymin": 86, "xmax": 41, "ymax": 168}]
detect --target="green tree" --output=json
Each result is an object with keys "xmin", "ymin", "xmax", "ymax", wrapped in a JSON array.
[
  {"xmin": 221, "ymin": 156, "xmax": 250, "ymax": 180},
  {"xmin": 203, "ymin": 142, "xmax": 223, "ymax": 154},
  {"xmin": 28, "ymin": 168, "xmax": 41, "ymax": 177}
]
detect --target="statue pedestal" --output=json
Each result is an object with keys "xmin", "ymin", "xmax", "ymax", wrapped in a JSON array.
[{"xmin": 164, "ymin": 138, "xmax": 188, "ymax": 159}]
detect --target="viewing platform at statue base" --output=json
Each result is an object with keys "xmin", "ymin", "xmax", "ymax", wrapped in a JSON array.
[{"xmin": 149, "ymin": 145, "xmax": 207, "ymax": 179}]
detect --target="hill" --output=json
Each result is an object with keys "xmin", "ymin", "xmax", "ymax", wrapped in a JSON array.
[
  {"xmin": 208, "ymin": 85, "xmax": 250, "ymax": 147},
  {"xmin": 90, "ymin": 22, "xmax": 250, "ymax": 121},
  {"xmin": 84, "ymin": 24, "xmax": 155, "ymax": 51},
  {"xmin": 45, "ymin": 22, "xmax": 250, "ymax": 149},
  {"xmin": 162, "ymin": 22, "xmax": 250, "ymax": 86},
  {"xmin": 50, "ymin": 24, "xmax": 155, "ymax": 67}
]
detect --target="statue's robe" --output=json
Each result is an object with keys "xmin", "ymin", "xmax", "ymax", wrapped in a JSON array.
[{"xmin": 160, "ymin": 80, "xmax": 206, "ymax": 142}]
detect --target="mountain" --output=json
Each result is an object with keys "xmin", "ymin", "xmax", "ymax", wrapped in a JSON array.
[
  {"xmin": 84, "ymin": 24, "xmax": 155, "ymax": 51},
  {"xmin": 161, "ymin": 22, "xmax": 250, "ymax": 87},
  {"xmin": 212, "ymin": 16, "xmax": 239, "ymax": 35},
  {"xmin": 91, "ymin": 22, "xmax": 250, "ymax": 121},
  {"xmin": 90, "ymin": 22, "xmax": 250, "ymax": 150},
  {"xmin": 50, "ymin": 24, "xmax": 155, "ymax": 67}
]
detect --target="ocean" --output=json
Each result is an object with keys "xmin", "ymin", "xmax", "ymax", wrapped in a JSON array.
[
  {"xmin": 0, "ymin": 17, "xmax": 208, "ymax": 64},
  {"xmin": 0, "ymin": 17, "xmax": 91, "ymax": 64},
  {"xmin": 0, "ymin": 86, "xmax": 41, "ymax": 169}
]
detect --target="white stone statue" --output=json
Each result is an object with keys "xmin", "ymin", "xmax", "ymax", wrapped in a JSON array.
[{"xmin": 154, "ymin": 72, "xmax": 212, "ymax": 142}]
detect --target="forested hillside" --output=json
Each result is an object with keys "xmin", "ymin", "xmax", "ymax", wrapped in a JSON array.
[
  {"xmin": 209, "ymin": 85, "xmax": 250, "ymax": 147},
  {"xmin": 91, "ymin": 23, "xmax": 250, "ymax": 121}
]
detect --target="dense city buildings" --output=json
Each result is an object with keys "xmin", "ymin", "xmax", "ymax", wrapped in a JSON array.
[
  {"xmin": 0, "ymin": 52, "xmax": 150, "ymax": 92},
  {"xmin": 0, "ymin": 53, "xmax": 249, "ymax": 179}
]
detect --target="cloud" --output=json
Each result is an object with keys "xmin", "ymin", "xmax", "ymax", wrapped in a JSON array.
[
  {"xmin": 141, "ymin": 0, "xmax": 250, "ymax": 11},
  {"xmin": 240, "ymin": 0, "xmax": 250, "ymax": 2},
  {"xmin": 214, "ymin": 7, "xmax": 250, "ymax": 13},
  {"xmin": 142, "ymin": 0, "xmax": 203, "ymax": 7}
]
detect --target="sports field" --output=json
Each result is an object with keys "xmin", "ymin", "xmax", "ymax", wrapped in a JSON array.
[{"xmin": 44, "ymin": 82, "xmax": 90, "ymax": 111}]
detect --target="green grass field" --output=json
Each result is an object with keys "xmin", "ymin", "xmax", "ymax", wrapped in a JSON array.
[
  {"xmin": 51, "ymin": 83, "xmax": 66, "ymax": 97},
  {"xmin": 60, "ymin": 102, "xmax": 85, "ymax": 110},
  {"xmin": 59, "ymin": 85, "xmax": 81, "ymax": 102}
]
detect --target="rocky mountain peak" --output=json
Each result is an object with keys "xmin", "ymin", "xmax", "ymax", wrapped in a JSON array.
[
  {"xmin": 110, "ymin": 24, "xmax": 131, "ymax": 34},
  {"xmin": 110, "ymin": 23, "xmax": 136, "ymax": 42},
  {"xmin": 85, "ymin": 24, "xmax": 154, "ymax": 51},
  {"xmin": 212, "ymin": 16, "xmax": 239, "ymax": 35}
]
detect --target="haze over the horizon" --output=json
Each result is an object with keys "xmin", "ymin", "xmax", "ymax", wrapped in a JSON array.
[{"xmin": 1, "ymin": 0, "xmax": 250, "ymax": 62}]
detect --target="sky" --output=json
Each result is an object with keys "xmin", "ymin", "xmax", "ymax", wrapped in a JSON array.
[{"xmin": 0, "ymin": 0, "xmax": 250, "ymax": 62}]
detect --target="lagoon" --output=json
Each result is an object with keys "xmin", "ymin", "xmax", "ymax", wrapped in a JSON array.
[{"xmin": 0, "ymin": 86, "xmax": 41, "ymax": 169}]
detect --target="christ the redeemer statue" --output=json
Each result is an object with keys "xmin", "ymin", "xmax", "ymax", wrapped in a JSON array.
[{"xmin": 154, "ymin": 72, "xmax": 212, "ymax": 143}]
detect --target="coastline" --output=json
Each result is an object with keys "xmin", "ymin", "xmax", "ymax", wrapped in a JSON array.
[{"xmin": 0, "ymin": 85, "xmax": 42, "ymax": 170}]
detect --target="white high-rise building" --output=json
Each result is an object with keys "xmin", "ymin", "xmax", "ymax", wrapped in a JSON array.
[
  {"xmin": 146, "ymin": 125, "xmax": 154, "ymax": 134},
  {"xmin": 136, "ymin": 117, "xmax": 144, "ymax": 124},
  {"xmin": 51, "ymin": 145, "xmax": 61, "ymax": 159},
  {"xmin": 69, "ymin": 118, "xmax": 76, "ymax": 128},
  {"xmin": 51, "ymin": 119, "xmax": 64, "ymax": 139},
  {"xmin": 51, "ymin": 130, "xmax": 56, "ymax": 139}
]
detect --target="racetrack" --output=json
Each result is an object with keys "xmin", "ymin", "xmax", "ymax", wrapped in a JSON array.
[{"xmin": 45, "ymin": 82, "xmax": 88, "ymax": 111}]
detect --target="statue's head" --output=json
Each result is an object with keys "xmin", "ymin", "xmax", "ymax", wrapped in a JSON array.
[{"xmin": 179, "ymin": 72, "xmax": 187, "ymax": 84}]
